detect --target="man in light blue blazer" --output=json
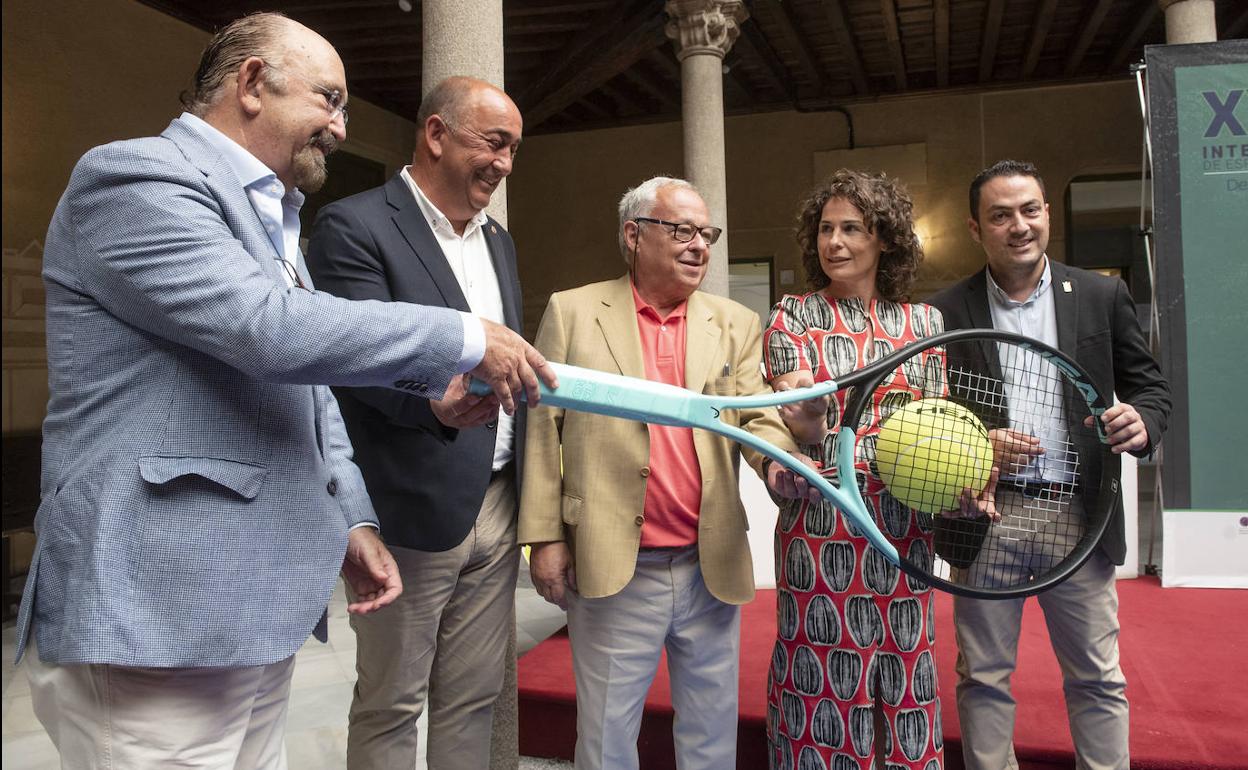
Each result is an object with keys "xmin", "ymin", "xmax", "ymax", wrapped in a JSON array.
[{"xmin": 18, "ymin": 12, "xmax": 554, "ymax": 769}]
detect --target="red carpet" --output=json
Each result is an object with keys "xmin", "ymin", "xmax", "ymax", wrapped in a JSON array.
[{"xmin": 518, "ymin": 576, "xmax": 1248, "ymax": 769}]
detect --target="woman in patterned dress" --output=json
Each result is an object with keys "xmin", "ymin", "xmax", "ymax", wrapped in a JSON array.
[{"xmin": 763, "ymin": 170, "xmax": 946, "ymax": 770}]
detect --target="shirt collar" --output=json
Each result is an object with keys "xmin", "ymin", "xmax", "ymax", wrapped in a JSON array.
[
  {"xmin": 180, "ymin": 112, "xmax": 304, "ymax": 207},
  {"xmin": 401, "ymin": 166, "xmax": 488, "ymax": 237},
  {"xmin": 630, "ymin": 278, "xmax": 687, "ymax": 323},
  {"xmin": 986, "ymin": 255, "xmax": 1052, "ymax": 307}
]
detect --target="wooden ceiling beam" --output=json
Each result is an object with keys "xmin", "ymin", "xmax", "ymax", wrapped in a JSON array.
[
  {"xmin": 524, "ymin": 13, "xmax": 667, "ymax": 127},
  {"xmin": 878, "ymin": 0, "xmax": 908, "ymax": 91},
  {"xmin": 934, "ymin": 0, "xmax": 950, "ymax": 88},
  {"xmin": 598, "ymin": 80, "xmax": 647, "ymax": 115},
  {"xmin": 1107, "ymin": 1, "xmax": 1160, "ymax": 73},
  {"xmin": 647, "ymin": 49, "xmax": 683, "ymax": 86},
  {"xmin": 736, "ymin": 17, "xmax": 797, "ymax": 101},
  {"xmin": 505, "ymin": 2, "xmax": 612, "ymax": 18},
  {"xmin": 978, "ymin": 0, "xmax": 1005, "ymax": 82},
  {"xmin": 761, "ymin": 0, "xmax": 829, "ymax": 95},
  {"xmin": 1021, "ymin": 0, "xmax": 1058, "ymax": 79},
  {"xmin": 724, "ymin": 52, "xmax": 762, "ymax": 104},
  {"xmin": 1063, "ymin": 0, "xmax": 1115, "ymax": 76},
  {"xmin": 516, "ymin": 0, "xmax": 646, "ymax": 111},
  {"xmin": 619, "ymin": 66, "xmax": 680, "ymax": 111},
  {"xmin": 821, "ymin": 0, "xmax": 871, "ymax": 95}
]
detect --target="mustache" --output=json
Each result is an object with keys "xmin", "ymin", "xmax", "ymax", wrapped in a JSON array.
[{"xmin": 308, "ymin": 130, "xmax": 338, "ymax": 156}]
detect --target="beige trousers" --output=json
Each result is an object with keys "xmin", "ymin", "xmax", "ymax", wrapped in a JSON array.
[
  {"xmin": 954, "ymin": 493, "xmax": 1128, "ymax": 770},
  {"xmin": 346, "ymin": 470, "xmax": 518, "ymax": 770},
  {"xmin": 27, "ymin": 637, "xmax": 294, "ymax": 770}
]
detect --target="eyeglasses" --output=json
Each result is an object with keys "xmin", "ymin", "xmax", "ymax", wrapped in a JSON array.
[
  {"xmin": 275, "ymin": 258, "xmax": 310, "ymax": 291},
  {"xmin": 634, "ymin": 217, "xmax": 722, "ymax": 245},
  {"xmin": 264, "ymin": 62, "xmax": 349, "ymax": 125}
]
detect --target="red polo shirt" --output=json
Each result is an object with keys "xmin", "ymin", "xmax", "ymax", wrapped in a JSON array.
[{"xmin": 632, "ymin": 282, "xmax": 703, "ymax": 547}]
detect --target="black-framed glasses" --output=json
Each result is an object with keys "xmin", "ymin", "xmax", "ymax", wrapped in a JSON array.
[
  {"xmin": 275, "ymin": 258, "xmax": 310, "ymax": 291},
  {"xmin": 634, "ymin": 217, "xmax": 722, "ymax": 245},
  {"xmin": 264, "ymin": 62, "xmax": 349, "ymax": 125}
]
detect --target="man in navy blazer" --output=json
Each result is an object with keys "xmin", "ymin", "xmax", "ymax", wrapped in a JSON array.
[
  {"xmin": 928, "ymin": 160, "xmax": 1170, "ymax": 770},
  {"xmin": 19, "ymin": 13, "xmax": 554, "ymax": 768},
  {"xmin": 306, "ymin": 77, "xmax": 526, "ymax": 770}
]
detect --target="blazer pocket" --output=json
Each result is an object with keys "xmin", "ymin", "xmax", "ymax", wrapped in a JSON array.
[
  {"xmin": 561, "ymin": 494, "xmax": 584, "ymax": 526},
  {"xmin": 708, "ymin": 375, "xmax": 736, "ymax": 395},
  {"xmin": 1076, "ymin": 328, "xmax": 1110, "ymax": 349},
  {"xmin": 138, "ymin": 456, "xmax": 269, "ymax": 500}
]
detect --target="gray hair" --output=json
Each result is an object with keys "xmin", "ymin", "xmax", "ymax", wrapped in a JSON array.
[
  {"xmin": 180, "ymin": 12, "xmax": 292, "ymax": 116},
  {"xmin": 617, "ymin": 176, "xmax": 697, "ymax": 262},
  {"xmin": 416, "ymin": 76, "xmax": 478, "ymax": 132}
]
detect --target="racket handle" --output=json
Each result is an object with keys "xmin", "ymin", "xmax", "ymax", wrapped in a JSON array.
[{"xmin": 467, "ymin": 362, "xmax": 703, "ymax": 427}]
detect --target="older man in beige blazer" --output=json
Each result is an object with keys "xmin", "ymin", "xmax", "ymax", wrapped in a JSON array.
[{"xmin": 520, "ymin": 177, "xmax": 813, "ymax": 770}]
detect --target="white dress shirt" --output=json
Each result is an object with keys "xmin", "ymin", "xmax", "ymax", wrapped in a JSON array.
[{"xmin": 401, "ymin": 167, "xmax": 514, "ymax": 470}]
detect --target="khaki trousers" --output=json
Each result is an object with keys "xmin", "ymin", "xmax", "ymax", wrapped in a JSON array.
[
  {"xmin": 346, "ymin": 470, "xmax": 518, "ymax": 770},
  {"xmin": 27, "ymin": 637, "xmax": 294, "ymax": 770},
  {"xmin": 954, "ymin": 490, "xmax": 1128, "ymax": 770}
]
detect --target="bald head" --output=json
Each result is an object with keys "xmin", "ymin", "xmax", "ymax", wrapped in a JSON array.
[{"xmin": 410, "ymin": 77, "xmax": 522, "ymax": 232}]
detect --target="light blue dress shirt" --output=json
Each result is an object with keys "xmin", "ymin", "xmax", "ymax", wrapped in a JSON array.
[{"xmin": 986, "ymin": 257, "xmax": 1075, "ymax": 485}]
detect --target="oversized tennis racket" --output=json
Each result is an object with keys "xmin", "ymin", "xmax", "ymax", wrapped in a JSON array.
[{"xmin": 473, "ymin": 328, "xmax": 1116, "ymax": 599}]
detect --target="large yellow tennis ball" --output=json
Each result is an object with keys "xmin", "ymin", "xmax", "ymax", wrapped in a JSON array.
[{"xmin": 876, "ymin": 398, "xmax": 993, "ymax": 513}]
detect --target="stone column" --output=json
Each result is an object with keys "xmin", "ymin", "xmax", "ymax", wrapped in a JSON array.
[
  {"xmin": 665, "ymin": 0, "xmax": 748, "ymax": 298},
  {"xmin": 423, "ymin": 0, "xmax": 511, "ymax": 227},
  {"xmin": 421, "ymin": 3, "xmax": 518, "ymax": 770},
  {"xmin": 1158, "ymin": 0, "xmax": 1217, "ymax": 44}
]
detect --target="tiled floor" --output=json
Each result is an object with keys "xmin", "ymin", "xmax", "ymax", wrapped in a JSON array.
[{"xmin": 1, "ymin": 557, "xmax": 572, "ymax": 769}]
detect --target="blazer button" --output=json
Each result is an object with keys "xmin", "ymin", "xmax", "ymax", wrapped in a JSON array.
[
  {"xmin": 487, "ymin": 421, "xmax": 497, "ymax": 429},
  {"xmin": 639, "ymin": 467, "xmax": 650, "ymax": 478},
  {"xmin": 634, "ymin": 515, "xmax": 645, "ymax": 527},
  {"xmin": 326, "ymin": 480, "xmax": 338, "ymax": 496}
]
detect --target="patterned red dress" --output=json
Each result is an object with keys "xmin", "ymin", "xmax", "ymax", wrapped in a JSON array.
[{"xmin": 763, "ymin": 292, "xmax": 946, "ymax": 770}]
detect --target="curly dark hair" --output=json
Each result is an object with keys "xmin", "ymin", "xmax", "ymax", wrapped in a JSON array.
[{"xmin": 795, "ymin": 169, "xmax": 923, "ymax": 302}]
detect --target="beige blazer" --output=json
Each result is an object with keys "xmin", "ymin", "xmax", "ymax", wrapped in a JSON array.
[{"xmin": 518, "ymin": 275, "xmax": 796, "ymax": 604}]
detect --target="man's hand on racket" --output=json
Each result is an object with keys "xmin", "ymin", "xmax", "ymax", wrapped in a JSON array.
[
  {"xmin": 767, "ymin": 452, "xmax": 824, "ymax": 502},
  {"xmin": 955, "ymin": 466, "xmax": 1002, "ymax": 522},
  {"xmin": 1085, "ymin": 402, "xmax": 1149, "ymax": 454},
  {"xmin": 530, "ymin": 540, "xmax": 577, "ymax": 610},
  {"xmin": 431, "ymin": 374, "xmax": 500, "ymax": 428},
  {"xmin": 772, "ymin": 371, "xmax": 830, "ymax": 445},
  {"xmin": 471, "ymin": 319, "xmax": 559, "ymax": 416},
  {"xmin": 989, "ymin": 428, "xmax": 1043, "ymax": 474}
]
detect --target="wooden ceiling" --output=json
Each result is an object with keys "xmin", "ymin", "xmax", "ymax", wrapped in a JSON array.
[{"xmin": 138, "ymin": 0, "xmax": 1248, "ymax": 135}]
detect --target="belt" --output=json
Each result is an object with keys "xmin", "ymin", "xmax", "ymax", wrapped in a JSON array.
[{"xmin": 1005, "ymin": 479, "xmax": 1069, "ymax": 498}]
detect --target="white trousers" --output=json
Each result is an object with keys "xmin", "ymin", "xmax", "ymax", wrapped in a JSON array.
[
  {"xmin": 567, "ymin": 546, "xmax": 741, "ymax": 770},
  {"xmin": 27, "ymin": 637, "xmax": 295, "ymax": 770}
]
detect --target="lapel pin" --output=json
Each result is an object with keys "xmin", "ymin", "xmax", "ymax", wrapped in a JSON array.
[
  {"xmin": 1062, "ymin": 280, "xmax": 1072, "ymax": 293},
  {"xmin": 490, "ymin": 224, "xmax": 497, "ymax": 235}
]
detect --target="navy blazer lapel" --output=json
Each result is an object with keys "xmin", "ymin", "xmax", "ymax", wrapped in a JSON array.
[
  {"xmin": 1050, "ymin": 260, "xmax": 1079, "ymax": 355},
  {"xmin": 965, "ymin": 269, "xmax": 995, "ymax": 330},
  {"xmin": 964, "ymin": 268, "xmax": 1006, "ymax": 382},
  {"xmin": 483, "ymin": 218, "xmax": 521, "ymax": 332},
  {"xmin": 384, "ymin": 175, "xmax": 470, "ymax": 312}
]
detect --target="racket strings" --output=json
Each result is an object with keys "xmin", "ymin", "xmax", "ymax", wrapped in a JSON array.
[{"xmin": 880, "ymin": 338, "xmax": 1103, "ymax": 595}]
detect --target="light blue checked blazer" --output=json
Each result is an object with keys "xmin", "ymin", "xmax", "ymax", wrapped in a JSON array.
[{"xmin": 17, "ymin": 116, "xmax": 467, "ymax": 667}]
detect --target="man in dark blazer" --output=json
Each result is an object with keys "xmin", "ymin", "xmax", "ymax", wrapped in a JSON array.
[
  {"xmin": 306, "ymin": 77, "xmax": 525, "ymax": 770},
  {"xmin": 928, "ymin": 160, "xmax": 1170, "ymax": 770}
]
